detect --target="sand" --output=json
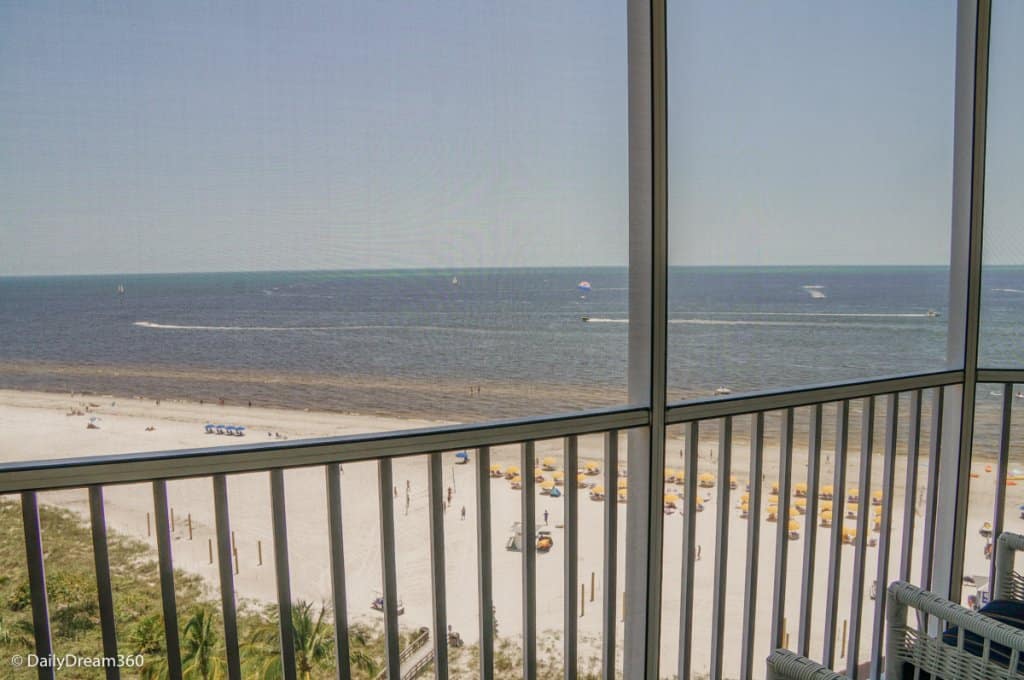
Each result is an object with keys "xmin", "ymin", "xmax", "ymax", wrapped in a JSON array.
[{"xmin": 0, "ymin": 388, "xmax": 1016, "ymax": 678}]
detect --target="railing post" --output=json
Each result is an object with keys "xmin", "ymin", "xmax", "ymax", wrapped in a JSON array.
[{"xmin": 933, "ymin": 0, "xmax": 991, "ymax": 604}]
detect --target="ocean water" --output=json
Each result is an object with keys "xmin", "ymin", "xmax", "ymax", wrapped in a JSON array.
[{"xmin": 0, "ymin": 267, "xmax": 1020, "ymax": 421}]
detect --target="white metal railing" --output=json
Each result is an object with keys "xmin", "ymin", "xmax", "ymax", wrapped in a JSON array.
[{"xmin": 4, "ymin": 368, "xmax": 1021, "ymax": 679}]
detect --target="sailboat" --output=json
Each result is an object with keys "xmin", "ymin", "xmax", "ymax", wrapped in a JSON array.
[
  {"xmin": 117, "ymin": 283, "xmax": 125, "ymax": 295},
  {"xmin": 451, "ymin": 276, "xmax": 459, "ymax": 285}
]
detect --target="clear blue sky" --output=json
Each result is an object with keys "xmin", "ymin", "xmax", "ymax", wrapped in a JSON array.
[{"xmin": 0, "ymin": 1, "xmax": 1019, "ymax": 275}]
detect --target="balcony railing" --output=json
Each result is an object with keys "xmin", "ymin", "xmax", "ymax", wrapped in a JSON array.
[{"xmin": 1, "ymin": 367, "xmax": 1021, "ymax": 679}]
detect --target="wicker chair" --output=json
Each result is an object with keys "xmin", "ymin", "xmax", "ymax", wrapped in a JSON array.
[
  {"xmin": 886, "ymin": 581, "xmax": 1024, "ymax": 679},
  {"xmin": 995, "ymin": 532, "xmax": 1024, "ymax": 601},
  {"xmin": 766, "ymin": 649, "xmax": 845, "ymax": 680}
]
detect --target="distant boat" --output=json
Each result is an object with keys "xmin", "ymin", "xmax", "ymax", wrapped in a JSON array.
[
  {"xmin": 117, "ymin": 283, "xmax": 125, "ymax": 295},
  {"xmin": 581, "ymin": 315, "xmax": 590, "ymax": 322},
  {"xmin": 714, "ymin": 386, "xmax": 731, "ymax": 396},
  {"xmin": 452, "ymin": 276, "xmax": 459, "ymax": 285},
  {"xmin": 577, "ymin": 281, "xmax": 592, "ymax": 293},
  {"xmin": 926, "ymin": 309, "xmax": 940, "ymax": 317}
]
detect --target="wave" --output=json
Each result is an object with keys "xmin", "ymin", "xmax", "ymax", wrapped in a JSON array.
[
  {"xmin": 802, "ymin": 285, "xmax": 827, "ymax": 299},
  {"xmin": 134, "ymin": 321, "xmax": 353, "ymax": 331},
  {"xmin": 584, "ymin": 317, "xmax": 936, "ymax": 329},
  {"xmin": 715, "ymin": 311, "xmax": 938, "ymax": 319},
  {"xmin": 993, "ymin": 288, "xmax": 1024, "ymax": 294}
]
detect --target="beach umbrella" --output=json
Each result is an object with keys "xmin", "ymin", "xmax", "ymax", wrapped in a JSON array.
[
  {"xmin": 618, "ymin": 489, "xmax": 628, "ymax": 501},
  {"xmin": 553, "ymin": 471, "xmax": 565, "ymax": 481},
  {"xmin": 794, "ymin": 482, "xmax": 808, "ymax": 497},
  {"xmin": 789, "ymin": 507, "xmax": 800, "ymax": 518},
  {"xmin": 490, "ymin": 463, "xmax": 503, "ymax": 474},
  {"xmin": 820, "ymin": 500, "xmax": 833, "ymax": 512},
  {"xmin": 510, "ymin": 475, "xmax": 522, "ymax": 484},
  {"xmin": 872, "ymin": 490, "xmax": 884, "ymax": 505},
  {"xmin": 847, "ymin": 487, "xmax": 860, "ymax": 501},
  {"xmin": 768, "ymin": 493, "xmax": 780, "ymax": 504},
  {"xmin": 771, "ymin": 482, "xmax": 780, "ymax": 494},
  {"xmin": 788, "ymin": 520, "xmax": 800, "ymax": 532},
  {"xmin": 699, "ymin": 473, "xmax": 715, "ymax": 487},
  {"xmin": 618, "ymin": 478, "xmax": 629, "ymax": 489},
  {"xmin": 585, "ymin": 461, "xmax": 600, "ymax": 473},
  {"xmin": 534, "ymin": 468, "xmax": 544, "ymax": 479},
  {"xmin": 842, "ymin": 526, "xmax": 857, "ymax": 542},
  {"xmin": 541, "ymin": 480, "xmax": 556, "ymax": 491},
  {"xmin": 694, "ymin": 497, "xmax": 704, "ymax": 509},
  {"xmin": 794, "ymin": 498, "xmax": 807, "ymax": 512},
  {"xmin": 740, "ymin": 501, "xmax": 749, "ymax": 511},
  {"xmin": 542, "ymin": 457, "xmax": 557, "ymax": 469},
  {"xmin": 592, "ymin": 485, "xmax": 605, "ymax": 495},
  {"xmin": 577, "ymin": 473, "xmax": 588, "ymax": 483},
  {"xmin": 506, "ymin": 465, "xmax": 520, "ymax": 476},
  {"xmin": 820, "ymin": 485, "xmax": 834, "ymax": 499},
  {"xmin": 847, "ymin": 503, "xmax": 859, "ymax": 517},
  {"xmin": 664, "ymin": 493, "xmax": 680, "ymax": 505},
  {"xmin": 577, "ymin": 281, "xmax": 592, "ymax": 293},
  {"xmin": 455, "ymin": 451, "xmax": 469, "ymax": 462},
  {"xmin": 820, "ymin": 510, "xmax": 833, "ymax": 522},
  {"xmin": 740, "ymin": 492, "xmax": 750, "ymax": 503},
  {"xmin": 730, "ymin": 475, "xmax": 739, "ymax": 489}
]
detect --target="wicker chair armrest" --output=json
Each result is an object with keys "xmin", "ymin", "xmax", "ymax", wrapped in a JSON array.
[
  {"xmin": 996, "ymin": 532, "xmax": 1024, "ymax": 600},
  {"xmin": 888, "ymin": 581, "xmax": 1024, "ymax": 653},
  {"xmin": 766, "ymin": 649, "xmax": 846, "ymax": 680}
]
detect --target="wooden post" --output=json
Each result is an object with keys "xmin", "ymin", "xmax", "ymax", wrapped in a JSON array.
[
  {"xmin": 170, "ymin": 507, "xmax": 175, "ymax": 532},
  {"xmin": 257, "ymin": 540, "xmax": 263, "ymax": 566},
  {"xmin": 590, "ymin": 572, "xmax": 595, "ymax": 602},
  {"xmin": 231, "ymin": 530, "xmax": 236, "ymax": 551},
  {"xmin": 841, "ymin": 619, "xmax": 847, "ymax": 659},
  {"xmin": 146, "ymin": 512, "xmax": 151, "ymax": 537},
  {"xmin": 581, "ymin": 584, "xmax": 585, "ymax": 617},
  {"xmin": 208, "ymin": 538, "xmax": 213, "ymax": 565},
  {"xmin": 187, "ymin": 513, "xmax": 193, "ymax": 541},
  {"xmin": 233, "ymin": 547, "xmax": 239, "ymax": 575}
]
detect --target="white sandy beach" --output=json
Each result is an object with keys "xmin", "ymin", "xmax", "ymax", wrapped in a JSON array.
[{"xmin": 0, "ymin": 388, "xmax": 1017, "ymax": 678}]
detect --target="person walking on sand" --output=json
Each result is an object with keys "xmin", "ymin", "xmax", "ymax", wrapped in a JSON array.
[
  {"xmin": 460, "ymin": 506, "xmax": 466, "ymax": 521},
  {"xmin": 543, "ymin": 509, "xmax": 549, "ymax": 525},
  {"xmin": 697, "ymin": 544, "xmax": 702, "ymax": 561}
]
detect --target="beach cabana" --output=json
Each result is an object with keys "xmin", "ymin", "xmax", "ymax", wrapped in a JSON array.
[
  {"xmin": 788, "ymin": 520, "xmax": 800, "ymax": 540},
  {"xmin": 540, "ymin": 480, "xmax": 556, "ymax": 495},
  {"xmin": 454, "ymin": 451, "xmax": 469, "ymax": 464},
  {"xmin": 505, "ymin": 465, "xmax": 520, "ymax": 479},
  {"xmin": 552, "ymin": 471, "xmax": 565, "ymax": 485},
  {"xmin": 794, "ymin": 482, "xmax": 808, "ymax": 498},
  {"xmin": 871, "ymin": 490, "xmax": 883, "ymax": 506},
  {"xmin": 698, "ymin": 473, "xmax": 715, "ymax": 488},
  {"xmin": 584, "ymin": 461, "xmax": 600, "ymax": 476},
  {"xmin": 820, "ymin": 485, "xmax": 834, "ymax": 500},
  {"xmin": 590, "ymin": 485, "xmax": 605, "ymax": 501},
  {"xmin": 820, "ymin": 510, "xmax": 833, "ymax": 527},
  {"xmin": 542, "ymin": 457, "xmax": 557, "ymax": 471},
  {"xmin": 490, "ymin": 464, "xmax": 503, "ymax": 478}
]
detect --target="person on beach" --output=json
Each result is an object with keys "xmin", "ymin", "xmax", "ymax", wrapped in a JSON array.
[
  {"xmin": 697, "ymin": 544, "xmax": 702, "ymax": 560},
  {"xmin": 544, "ymin": 509, "xmax": 549, "ymax": 525},
  {"xmin": 461, "ymin": 506, "xmax": 466, "ymax": 520}
]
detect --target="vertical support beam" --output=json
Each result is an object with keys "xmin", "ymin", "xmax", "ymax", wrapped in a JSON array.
[
  {"xmin": 740, "ymin": 413, "xmax": 765, "ymax": 680},
  {"xmin": 989, "ymin": 385, "xmax": 1014, "ymax": 595},
  {"xmin": 89, "ymin": 486, "xmax": 120, "ymax": 680},
  {"xmin": 602, "ymin": 432, "xmax": 619, "ymax": 680},
  {"xmin": 521, "ymin": 441, "xmax": 538, "ymax": 680},
  {"xmin": 564, "ymin": 436, "xmax": 579, "ymax": 680},
  {"xmin": 428, "ymin": 453, "xmax": 450, "ymax": 680},
  {"xmin": 870, "ymin": 394, "xmax": 900, "ymax": 680},
  {"xmin": 922, "ymin": 388, "xmax": 945, "ymax": 593},
  {"xmin": 476, "ymin": 447, "xmax": 495, "ymax": 680},
  {"xmin": 213, "ymin": 475, "xmax": 242, "ymax": 680},
  {"xmin": 823, "ymin": 401, "xmax": 850, "ymax": 668},
  {"xmin": 624, "ymin": 0, "xmax": 667, "ymax": 676},
  {"xmin": 270, "ymin": 470, "xmax": 297, "ymax": 680},
  {"xmin": 771, "ymin": 409, "xmax": 795, "ymax": 651},
  {"xmin": 846, "ymin": 397, "xmax": 875, "ymax": 677},
  {"xmin": 152, "ymin": 481, "xmax": 183, "ymax": 680},
  {"xmin": 377, "ymin": 459, "xmax": 401, "ymax": 680},
  {"xmin": 325, "ymin": 465, "xmax": 351, "ymax": 680},
  {"xmin": 899, "ymin": 390, "xmax": 924, "ymax": 583},
  {"xmin": 677, "ymin": 422, "xmax": 698, "ymax": 680},
  {"xmin": 797, "ymin": 405, "xmax": 823, "ymax": 657},
  {"xmin": 933, "ymin": 0, "xmax": 991, "ymax": 603},
  {"xmin": 21, "ymin": 492, "xmax": 54, "ymax": 680},
  {"xmin": 710, "ymin": 417, "xmax": 732, "ymax": 680}
]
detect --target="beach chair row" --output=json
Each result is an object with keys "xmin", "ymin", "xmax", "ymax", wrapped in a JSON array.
[
  {"xmin": 203, "ymin": 423, "xmax": 247, "ymax": 436},
  {"xmin": 767, "ymin": 531, "xmax": 1024, "ymax": 679}
]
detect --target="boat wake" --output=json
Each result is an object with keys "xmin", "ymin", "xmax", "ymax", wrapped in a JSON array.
[
  {"xmin": 993, "ymin": 288, "xmax": 1024, "ymax": 294},
  {"xmin": 582, "ymin": 317, "xmax": 933, "ymax": 328},
  {"xmin": 802, "ymin": 285, "xmax": 827, "ymax": 299}
]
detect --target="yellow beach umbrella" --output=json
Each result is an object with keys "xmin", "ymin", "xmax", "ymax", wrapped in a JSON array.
[
  {"xmin": 740, "ymin": 501, "xmax": 749, "ymax": 511},
  {"xmin": 794, "ymin": 482, "xmax": 808, "ymax": 497},
  {"xmin": 542, "ymin": 456, "xmax": 557, "ymax": 469},
  {"xmin": 540, "ymin": 480, "xmax": 556, "ymax": 491},
  {"xmin": 592, "ymin": 485, "xmax": 605, "ymax": 495},
  {"xmin": 617, "ymin": 489, "xmax": 628, "ymax": 501},
  {"xmin": 664, "ymin": 493, "xmax": 680, "ymax": 506},
  {"xmin": 872, "ymin": 490, "xmax": 884, "ymax": 505},
  {"xmin": 740, "ymin": 492, "xmax": 750, "ymax": 503},
  {"xmin": 847, "ymin": 503, "xmax": 859, "ymax": 518},
  {"xmin": 771, "ymin": 482, "xmax": 780, "ymax": 494},
  {"xmin": 820, "ymin": 500, "xmax": 833, "ymax": 512},
  {"xmin": 534, "ymin": 467, "xmax": 544, "ymax": 479},
  {"xmin": 694, "ymin": 497, "xmax": 704, "ymax": 509},
  {"xmin": 618, "ymin": 478, "xmax": 629, "ymax": 489},
  {"xmin": 768, "ymin": 493, "xmax": 780, "ymax": 505},
  {"xmin": 788, "ymin": 520, "xmax": 800, "ymax": 532},
  {"xmin": 820, "ymin": 510, "xmax": 833, "ymax": 522},
  {"xmin": 820, "ymin": 485, "xmax": 834, "ymax": 499},
  {"xmin": 490, "ymin": 463, "xmax": 502, "ymax": 473},
  {"xmin": 585, "ymin": 461, "xmax": 600, "ymax": 473},
  {"xmin": 699, "ymin": 472, "xmax": 715, "ymax": 487},
  {"xmin": 553, "ymin": 471, "xmax": 565, "ymax": 481},
  {"xmin": 789, "ymin": 507, "xmax": 800, "ymax": 518},
  {"xmin": 847, "ymin": 487, "xmax": 860, "ymax": 501},
  {"xmin": 730, "ymin": 475, "xmax": 739, "ymax": 489},
  {"xmin": 506, "ymin": 465, "xmax": 520, "ymax": 476},
  {"xmin": 842, "ymin": 526, "xmax": 857, "ymax": 542},
  {"xmin": 794, "ymin": 498, "xmax": 807, "ymax": 513},
  {"xmin": 577, "ymin": 473, "xmax": 588, "ymax": 484}
]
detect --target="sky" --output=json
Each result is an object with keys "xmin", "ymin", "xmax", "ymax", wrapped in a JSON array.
[{"xmin": 0, "ymin": 0, "xmax": 1020, "ymax": 275}]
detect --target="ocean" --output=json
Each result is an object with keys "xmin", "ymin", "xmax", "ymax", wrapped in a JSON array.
[{"xmin": 0, "ymin": 266, "xmax": 1020, "ymax": 422}]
